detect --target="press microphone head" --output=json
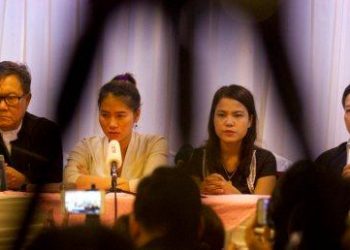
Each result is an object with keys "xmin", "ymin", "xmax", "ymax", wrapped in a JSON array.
[{"xmin": 107, "ymin": 140, "xmax": 122, "ymax": 168}]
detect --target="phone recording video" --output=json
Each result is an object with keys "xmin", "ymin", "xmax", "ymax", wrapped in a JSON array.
[{"xmin": 62, "ymin": 190, "xmax": 105, "ymax": 215}]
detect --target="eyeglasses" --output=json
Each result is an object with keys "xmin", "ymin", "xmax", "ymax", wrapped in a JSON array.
[{"xmin": 0, "ymin": 94, "xmax": 27, "ymax": 106}]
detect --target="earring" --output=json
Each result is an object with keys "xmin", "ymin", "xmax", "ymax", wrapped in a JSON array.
[{"xmin": 134, "ymin": 123, "xmax": 138, "ymax": 128}]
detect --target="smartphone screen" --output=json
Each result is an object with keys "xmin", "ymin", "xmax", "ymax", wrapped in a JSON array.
[
  {"xmin": 62, "ymin": 190, "xmax": 105, "ymax": 215},
  {"xmin": 256, "ymin": 197, "xmax": 270, "ymax": 226}
]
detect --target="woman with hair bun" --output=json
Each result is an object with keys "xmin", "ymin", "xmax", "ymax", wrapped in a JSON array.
[{"xmin": 64, "ymin": 73, "xmax": 168, "ymax": 192}]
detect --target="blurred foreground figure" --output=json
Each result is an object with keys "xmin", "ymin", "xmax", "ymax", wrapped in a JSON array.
[
  {"xmin": 26, "ymin": 224, "xmax": 134, "ymax": 250},
  {"xmin": 199, "ymin": 204, "xmax": 225, "ymax": 250},
  {"xmin": 129, "ymin": 167, "xmax": 202, "ymax": 250},
  {"xmin": 269, "ymin": 160, "xmax": 350, "ymax": 250}
]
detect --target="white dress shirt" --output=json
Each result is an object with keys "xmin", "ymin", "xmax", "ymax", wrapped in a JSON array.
[{"xmin": 0, "ymin": 123, "xmax": 22, "ymax": 155}]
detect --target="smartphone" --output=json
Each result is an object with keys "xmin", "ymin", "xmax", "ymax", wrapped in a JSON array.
[
  {"xmin": 256, "ymin": 197, "xmax": 270, "ymax": 226},
  {"xmin": 62, "ymin": 190, "xmax": 105, "ymax": 215}
]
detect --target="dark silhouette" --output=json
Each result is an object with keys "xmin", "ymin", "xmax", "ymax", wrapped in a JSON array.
[
  {"xmin": 131, "ymin": 167, "xmax": 202, "ymax": 250},
  {"xmin": 26, "ymin": 224, "xmax": 134, "ymax": 250},
  {"xmin": 269, "ymin": 160, "xmax": 350, "ymax": 250},
  {"xmin": 199, "ymin": 204, "xmax": 225, "ymax": 250}
]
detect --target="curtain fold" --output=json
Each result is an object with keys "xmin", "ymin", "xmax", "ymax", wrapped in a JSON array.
[{"xmin": 1, "ymin": 0, "xmax": 349, "ymax": 166}]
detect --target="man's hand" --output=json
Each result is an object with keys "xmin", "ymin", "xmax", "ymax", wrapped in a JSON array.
[
  {"xmin": 5, "ymin": 166, "xmax": 26, "ymax": 190},
  {"xmin": 342, "ymin": 164, "xmax": 350, "ymax": 179}
]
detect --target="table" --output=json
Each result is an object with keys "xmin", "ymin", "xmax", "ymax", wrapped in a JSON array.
[
  {"xmin": 1, "ymin": 191, "xmax": 268, "ymax": 249},
  {"xmin": 0, "ymin": 191, "xmax": 265, "ymax": 231},
  {"xmin": 202, "ymin": 194, "xmax": 267, "ymax": 231}
]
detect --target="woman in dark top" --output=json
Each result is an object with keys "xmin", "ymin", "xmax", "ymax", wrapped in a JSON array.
[{"xmin": 182, "ymin": 84, "xmax": 276, "ymax": 195}]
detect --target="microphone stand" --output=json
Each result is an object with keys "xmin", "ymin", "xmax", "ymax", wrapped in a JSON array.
[
  {"xmin": 110, "ymin": 162, "xmax": 118, "ymax": 224},
  {"xmin": 85, "ymin": 184, "xmax": 100, "ymax": 226}
]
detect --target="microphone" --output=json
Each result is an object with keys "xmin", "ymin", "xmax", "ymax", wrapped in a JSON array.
[
  {"xmin": 107, "ymin": 140, "xmax": 122, "ymax": 169},
  {"xmin": 107, "ymin": 140, "xmax": 122, "ymax": 192},
  {"xmin": 174, "ymin": 144, "xmax": 194, "ymax": 168},
  {"xmin": 107, "ymin": 140, "xmax": 122, "ymax": 224},
  {"xmin": 347, "ymin": 139, "xmax": 350, "ymax": 165}
]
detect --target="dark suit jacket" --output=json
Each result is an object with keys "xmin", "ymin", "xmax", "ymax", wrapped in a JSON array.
[
  {"xmin": 315, "ymin": 142, "xmax": 347, "ymax": 176},
  {"xmin": 0, "ymin": 112, "xmax": 63, "ymax": 184}
]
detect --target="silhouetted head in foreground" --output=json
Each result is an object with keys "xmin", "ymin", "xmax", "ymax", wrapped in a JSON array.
[
  {"xmin": 270, "ymin": 160, "xmax": 350, "ymax": 250},
  {"xmin": 130, "ymin": 167, "xmax": 202, "ymax": 249},
  {"xmin": 26, "ymin": 224, "xmax": 134, "ymax": 250},
  {"xmin": 199, "ymin": 204, "xmax": 225, "ymax": 250}
]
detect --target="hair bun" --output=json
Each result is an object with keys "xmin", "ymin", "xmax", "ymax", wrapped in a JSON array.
[{"xmin": 112, "ymin": 73, "xmax": 136, "ymax": 85}]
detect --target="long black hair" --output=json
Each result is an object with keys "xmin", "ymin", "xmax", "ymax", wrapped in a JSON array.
[{"xmin": 205, "ymin": 84, "xmax": 257, "ymax": 178}]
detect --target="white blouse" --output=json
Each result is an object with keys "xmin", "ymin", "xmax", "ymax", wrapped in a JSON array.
[{"xmin": 64, "ymin": 132, "xmax": 168, "ymax": 192}]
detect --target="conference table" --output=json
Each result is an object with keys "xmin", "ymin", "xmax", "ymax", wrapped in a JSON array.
[
  {"xmin": 0, "ymin": 191, "xmax": 265, "ymax": 230},
  {"xmin": 0, "ymin": 191, "xmax": 267, "ymax": 249}
]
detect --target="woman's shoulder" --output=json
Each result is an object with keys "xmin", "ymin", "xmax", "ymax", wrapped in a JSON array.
[
  {"xmin": 187, "ymin": 146, "xmax": 205, "ymax": 162},
  {"xmin": 67, "ymin": 136, "xmax": 106, "ymax": 161},
  {"xmin": 254, "ymin": 146, "xmax": 275, "ymax": 156},
  {"xmin": 74, "ymin": 135, "xmax": 106, "ymax": 150},
  {"xmin": 132, "ymin": 132, "xmax": 168, "ymax": 152},
  {"xmin": 133, "ymin": 132, "xmax": 167, "ymax": 144},
  {"xmin": 254, "ymin": 146, "xmax": 277, "ymax": 164},
  {"xmin": 80, "ymin": 135, "xmax": 104, "ymax": 144}
]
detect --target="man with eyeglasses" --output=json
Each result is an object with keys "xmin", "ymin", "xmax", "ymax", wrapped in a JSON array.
[{"xmin": 0, "ymin": 61, "xmax": 62, "ymax": 191}]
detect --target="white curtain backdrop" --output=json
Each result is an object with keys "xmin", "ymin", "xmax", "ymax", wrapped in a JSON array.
[{"xmin": 1, "ymin": 0, "xmax": 350, "ymax": 169}]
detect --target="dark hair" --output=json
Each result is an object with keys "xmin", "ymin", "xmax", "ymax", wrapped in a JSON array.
[
  {"xmin": 97, "ymin": 73, "xmax": 140, "ymax": 112},
  {"xmin": 270, "ymin": 160, "xmax": 350, "ymax": 250},
  {"xmin": 26, "ymin": 224, "xmax": 134, "ymax": 250},
  {"xmin": 342, "ymin": 84, "xmax": 350, "ymax": 108},
  {"xmin": 0, "ymin": 61, "xmax": 31, "ymax": 94},
  {"xmin": 206, "ymin": 84, "xmax": 257, "ymax": 178},
  {"xmin": 134, "ymin": 167, "xmax": 201, "ymax": 247},
  {"xmin": 113, "ymin": 214, "xmax": 133, "ymax": 244},
  {"xmin": 200, "ymin": 204, "xmax": 225, "ymax": 250}
]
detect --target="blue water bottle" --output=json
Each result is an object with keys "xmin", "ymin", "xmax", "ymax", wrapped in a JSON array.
[{"xmin": 0, "ymin": 154, "xmax": 7, "ymax": 191}]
